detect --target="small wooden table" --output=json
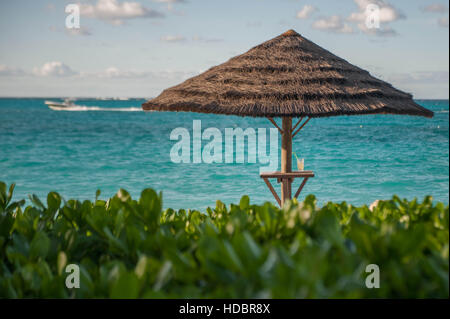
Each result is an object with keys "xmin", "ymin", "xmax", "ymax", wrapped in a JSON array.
[{"xmin": 260, "ymin": 171, "xmax": 314, "ymax": 207}]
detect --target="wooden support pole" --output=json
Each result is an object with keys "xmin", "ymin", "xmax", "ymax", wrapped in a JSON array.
[
  {"xmin": 280, "ymin": 117, "xmax": 292, "ymax": 206},
  {"xmin": 267, "ymin": 117, "xmax": 283, "ymax": 135},
  {"xmin": 263, "ymin": 178, "xmax": 281, "ymax": 207},
  {"xmin": 294, "ymin": 177, "xmax": 309, "ymax": 199},
  {"xmin": 292, "ymin": 117, "xmax": 311, "ymax": 138},
  {"xmin": 291, "ymin": 117, "xmax": 304, "ymax": 134}
]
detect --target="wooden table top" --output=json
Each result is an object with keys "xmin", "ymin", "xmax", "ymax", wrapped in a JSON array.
[{"xmin": 260, "ymin": 171, "xmax": 315, "ymax": 178}]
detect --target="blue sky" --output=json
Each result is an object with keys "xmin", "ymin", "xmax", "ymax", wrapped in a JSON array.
[{"xmin": 0, "ymin": 0, "xmax": 448, "ymax": 98}]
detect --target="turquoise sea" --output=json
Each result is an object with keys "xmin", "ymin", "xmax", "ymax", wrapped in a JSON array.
[{"xmin": 0, "ymin": 98, "xmax": 448, "ymax": 210}]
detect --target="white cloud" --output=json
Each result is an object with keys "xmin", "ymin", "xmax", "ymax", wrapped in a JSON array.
[
  {"xmin": 312, "ymin": 15, "xmax": 354, "ymax": 34},
  {"xmin": 192, "ymin": 35, "xmax": 223, "ymax": 43},
  {"xmin": 421, "ymin": 3, "xmax": 449, "ymax": 13},
  {"xmin": 32, "ymin": 62, "xmax": 77, "ymax": 77},
  {"xmin": 25, "ymin": 63, "xmax": 196, "ymax": 81},
  {"xmin": 348, "ymin": 0, "xmax": 404, "ymax": 36},
  {"xmin": 0, "ymin": 65, "xmax": 25, "ymax": 76},
  {"xmin": 79, "ymin": 0, "xmax": 164, "ymax": 25},
  {"xmin": 438, "ymin": 17, "xmax": 449, "ymax": 27},
  {"xmin": 152, "ymin": 0, "xmax": 186, "ymax": 5},
  {"xmin": 66, "ymin": 26, "xmax": 92, "ymax": 36},
  {"xmin": 152, "ymin": 0, "xmax": 186, "ymax": 12},
  {"xmin": 296, "ymin": 5, "xmax": 317, "ymax": 19},
  {"xmin": 82, "ymin": 67, "xmax": 196, "ymax": 80},
  {"xmin": 160, "ymin": 35, "xmax": 186, "ymax": 42},
  {"xmin": 154, "ymin": 70, "xmax": 197, "ymax": 81},
  {"xmin": 49, "ymin": 25, "xmax": 92, "ymax": 36},
  {"xmin": 160, "ymin": 35, "xmax": 223, "ymax": 43},
  {"xmin": 93, "ymin": 67, "xmax": 149, "ymax": 79},
  {"xmin": 152, "ymin": 0, "xmax": 186, "ymax": 3},
  {"xmin": 388, "ymin": 71, "xmax": 449, "ymax": 84},
  {"xmin": 387, "ymin": 71, "xmax": 449, "ymax": 99},
  {"xmin": 348, "ymin": 0, "xmax": 404, "ymax": 23},
  {"xmin": 366, "ymin": 26, "xmax": 397, "ymax": 37},
  {"xmin": 420, "ymin": 4, "xmax": 449, "ymax": 28}
]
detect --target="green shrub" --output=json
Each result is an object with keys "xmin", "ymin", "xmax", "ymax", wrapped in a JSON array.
[{"xmin": 0, "ymin": 181, "xmax": 448, "ymax": 298}]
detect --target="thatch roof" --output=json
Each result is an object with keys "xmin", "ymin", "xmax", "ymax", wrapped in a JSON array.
[{"xmin": 142, "ymin": 30, "xmax": 433, "ymax": 118}]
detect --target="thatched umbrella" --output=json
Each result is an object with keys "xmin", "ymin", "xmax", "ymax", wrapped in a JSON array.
[{"xmin": 143, "ymin": 29, "xmax": 433, "ymax": 206}]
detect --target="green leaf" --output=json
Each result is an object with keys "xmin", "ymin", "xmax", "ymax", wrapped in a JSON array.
[
  {"xmin": 239, "ymin": 195, "xmax": 250, "ymax": 211},
  {"xmin": 47, "ymin": 192, "xmax": 61, "ymax": 212},
  {"xmin": 0, "ymin": 213, "xmax": 14, "ymax": 237},
  {"xmin": 135, "ymin": 256, "xmax": 148, "ymax": 279},
  {"xmin": 6, "ymin": 183, "xmax": 15, "ymax": 206},
  {"xmin": 0, "ymin": 182, "xmax": 6, "ymax": 207},
  {"xmin": 5, "ymin": 199, "xmax": 25, "ymax": 214},
  {"xmin": 139, "ymin": 188, "xmax": 162, "ymax": 227},
  {"xmin": 29, "ymin": 194, "xmax": 45, "ymax": 210},
  {"xmin": 117, "ymin": 189, "xmax": 131, "ymax": 202},
  {"xmin": 95, "ymin": 189, "xmax": 101, "ymax": 201},
  {"xmin": 29, "ymin": 231, "xmax": 50, "ymax": 260},
  {"xmin": 103, "ymin": 226, "xmax": 127, "ymax": 254},
  {"xmin": 110, "ymin": 273, "xmax": 139, "ymax": 299},
  {"xmin": 57, "ymin": 251, "xmax": 67, "ymax": 275},
  {"xmin": 313, "ymin": 209, "xmax": 344, "ymax": 247}
]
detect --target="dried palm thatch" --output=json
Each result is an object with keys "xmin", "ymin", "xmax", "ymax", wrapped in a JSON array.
[{"xmin": 142, "ymin": 29, "xmax": 433, "ymax": 118}]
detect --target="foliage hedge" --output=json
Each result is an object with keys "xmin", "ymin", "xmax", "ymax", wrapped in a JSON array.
[{"xmin": 0, "ymin": 181, "xmax": 448, "ymax": 298}]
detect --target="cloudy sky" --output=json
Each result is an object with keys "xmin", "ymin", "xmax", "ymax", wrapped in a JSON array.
[{"xmin": 0, "ymin": 0, "xmax": 448, "ymax": 98}]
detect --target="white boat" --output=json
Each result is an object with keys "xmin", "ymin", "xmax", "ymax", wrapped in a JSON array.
[{"xmin": 45, "ymin": 98, "xmax": 77, "ymax": 110}]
